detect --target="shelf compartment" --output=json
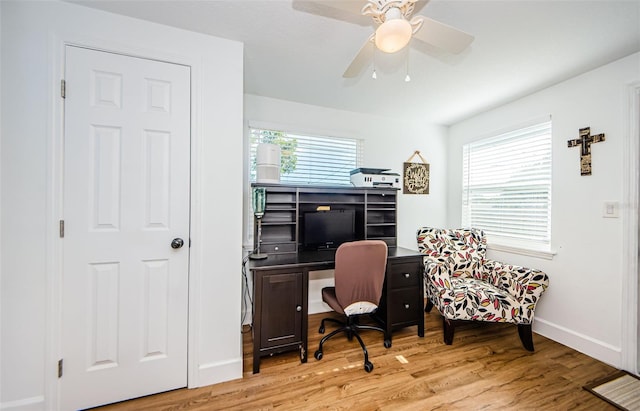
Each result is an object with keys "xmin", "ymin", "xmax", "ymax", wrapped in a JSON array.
[
  {"xmin": 366, "ymin": 210, "xmax": 396, "ymax": 224},
  {"xmin": 262, "ymin": 210, "xmax": 296, "ymax": 224},
  {"xmin": 367, "ymin": 193, "xmax": 396, "ymax": 203},
  {"xmin": 266, "ymin": 204, "xmax": 296, "ymax": 211},
  {"xmin": 367, "ymin": 204, "xmax": 396, "ymax": 209},
  {"xmin": 261, "ymin": 225, "xmax": 296, "ymax": 243},
  {"xmin": 299, "ymin": 193, "xmax": 365, "ymax": 204},
  {"xmin": 265, "ymin": 192, "xmax": 296, "ymax": 204},
  {"xmin": 366, "ymin": 225, "xmax": 396, "ymax": 239}
]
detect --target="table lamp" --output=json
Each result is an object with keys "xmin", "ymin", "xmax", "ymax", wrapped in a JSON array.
[{"xmin": 250, "ymin": 187, "xmax": 268, "ymax": 260}]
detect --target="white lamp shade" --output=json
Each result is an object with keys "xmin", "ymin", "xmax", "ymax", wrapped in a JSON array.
[{"xmin": 375, "ymin": 18, "xmax": 412, "ymax": 53}]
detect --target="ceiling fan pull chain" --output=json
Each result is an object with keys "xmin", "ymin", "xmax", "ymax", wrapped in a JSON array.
[
  {"xmin": 372, "ymin": 43, "xmax": 378, "ymax": 80},
  {"xmin": 405, "ymin": 47, "xmax": 411, "ymax": 82}
]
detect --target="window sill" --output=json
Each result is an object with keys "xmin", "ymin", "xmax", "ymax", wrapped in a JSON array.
[{"xmin": 487, "ymin": 243, "xmax": 556, "ymax": 260}]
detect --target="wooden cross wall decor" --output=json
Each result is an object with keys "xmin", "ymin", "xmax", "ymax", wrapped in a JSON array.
[{"xmin": 567, "ymin": 127, "xmax": 605, "ymax": 176}]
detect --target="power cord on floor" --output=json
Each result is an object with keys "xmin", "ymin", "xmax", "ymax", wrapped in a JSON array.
[{"xmin": 241, "ymin": 249, "xmax": 256, "ymax": 334}]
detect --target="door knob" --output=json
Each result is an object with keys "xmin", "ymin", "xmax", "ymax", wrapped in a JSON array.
[{"xmin": 171, "ymin": 238, "xmax": 184, "ymax": 249}]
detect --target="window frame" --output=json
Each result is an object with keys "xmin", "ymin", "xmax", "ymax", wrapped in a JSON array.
[
  {"xmin": 248, "ymin": 125, "xmax": 364, "ymax": 186},
  {"xmin": 461, "ymin": 118, "xmax": 553, "ymax": 257}
]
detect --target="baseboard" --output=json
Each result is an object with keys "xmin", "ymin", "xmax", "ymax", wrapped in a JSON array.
[
  {"xmin": 308, "ymin": 270, "xmax": 333, "ymax": 315},
  {"xmin": 534, "ymin": 317, "xmax": 622, "ymax": 368},
  {"xmin": 308, "ymin": 299, "xmax": 331, "ymax": 315},
  {"xmin": 193, "ymin": 358, "xmax": 243, "ymax": 388},
  {"xmin": 0, "ymin": 396, "xmax": 45, "ymax": 411}
]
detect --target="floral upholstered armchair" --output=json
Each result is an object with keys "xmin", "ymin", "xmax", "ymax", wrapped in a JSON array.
[{"xmin": 416, "ymin": 227, "xmax": 549, "ymax": 351}]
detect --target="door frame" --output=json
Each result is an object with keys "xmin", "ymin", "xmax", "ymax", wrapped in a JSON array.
[
  {"xmin": 45, "ymin": 35, "xmax": 205, "ymax": 409},
  {"xmin": 622, "ymin": 82, "xmax": 640, "ymax": 374}
]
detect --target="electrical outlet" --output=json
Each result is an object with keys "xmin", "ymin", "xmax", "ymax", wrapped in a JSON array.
[{"xmin": 603, "ymin": 201, "xmax": 619, "ymax": 218}]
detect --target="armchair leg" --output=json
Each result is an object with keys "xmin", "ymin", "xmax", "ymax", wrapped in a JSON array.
[
  {"xmin": 425, "ymin": 299, "xmax": 434, "ymax": 313},
  {"xmin": 443, "ymin": 318, "xmax": 454, "ymax": 345},
  {"xmin": 518, "ymin": 324, "xmax": 535, "ymax": 351}
]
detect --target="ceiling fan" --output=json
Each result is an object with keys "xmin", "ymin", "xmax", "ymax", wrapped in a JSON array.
[{"xmin": 293, "ymin": 0, "xmax": 474, "ymax": 78}]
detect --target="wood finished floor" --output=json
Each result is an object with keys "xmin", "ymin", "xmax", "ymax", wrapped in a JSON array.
[{"xmin": 95, "ymin": 309, "xmax": 620, "ymax": 410}]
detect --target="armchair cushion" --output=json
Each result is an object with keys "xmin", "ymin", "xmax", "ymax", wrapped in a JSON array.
[{"xmin": 435, "ymin": 276, "xmax": 523, "ymax": 322}]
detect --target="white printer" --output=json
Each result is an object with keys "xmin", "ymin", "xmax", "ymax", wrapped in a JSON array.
[{"xmin": 350, "ymin": 168, "xmax": 400, "ymax": 189}]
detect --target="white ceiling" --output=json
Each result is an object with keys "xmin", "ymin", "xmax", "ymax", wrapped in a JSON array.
[{"xmin": 69, "ymin": 0, "xmax": 640, "ymax": 125}]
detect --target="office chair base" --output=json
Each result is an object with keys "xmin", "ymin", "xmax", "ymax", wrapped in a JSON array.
[
  {"xmin": 313, "ymin": 350, "xmax": 374, "ymax": 372},
  {"xmin": 315, "ymin": 318, "xmax": 387, "ymax": 373},
  {"xmin": 319, "ymin": 318, "xmax": 391, "ymax": 347},
  {"xmin": 363, "ymin": 361, "xmax": 373, "ymax": 372}
]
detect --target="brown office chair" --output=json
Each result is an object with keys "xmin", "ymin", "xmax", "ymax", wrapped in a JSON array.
[{"xmin": 313, "ymin": 240, "xmax": 390, "ymax": 372}]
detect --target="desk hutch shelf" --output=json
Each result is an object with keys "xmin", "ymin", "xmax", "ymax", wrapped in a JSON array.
[{"xmin": 252, "ymin": 184, "xmax": 398, "ymax": 254}]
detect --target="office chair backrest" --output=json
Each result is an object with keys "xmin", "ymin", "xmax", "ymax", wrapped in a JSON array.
[{"xmin": 334, "ymin": 240, "xmax": 388, "ymax": 312}]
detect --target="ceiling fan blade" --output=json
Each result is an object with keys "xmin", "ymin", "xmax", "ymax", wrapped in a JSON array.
[
  {"xmin": 292, "ymin": 0, "xmax": 370, "ymax": 26},
  {"xmin": 411, "ymin": 16, "xmax": 474, "ymax": 54},
  {"xmin": 343, "ymin": 35, "xmax": 375, "ymax": 78}
]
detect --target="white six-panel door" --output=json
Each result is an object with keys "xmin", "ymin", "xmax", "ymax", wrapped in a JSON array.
[{"xmin": 61, "ymin": 46, "xmax": 191, "ymax": 410}]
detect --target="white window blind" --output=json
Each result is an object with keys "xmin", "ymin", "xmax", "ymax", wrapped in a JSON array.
[
  {"xmin": 462, "ymin": 120, "xmax": 552, "ymax": 249},
  {"xmin": 249, "ymin": 127, "xmax": 363, "ymax": 186}
]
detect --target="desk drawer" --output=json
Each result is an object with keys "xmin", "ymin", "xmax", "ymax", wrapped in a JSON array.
[
  {"xmin": 386, "ymin": 260, "xmax": 421, "ymax": 289},
  {"xmin": 260, "ymin": 243, "xmax": 297, "ymax": 254},
  {"xmin": 387, "ymin": 288, "xmax": 422, "ymax": 325}
]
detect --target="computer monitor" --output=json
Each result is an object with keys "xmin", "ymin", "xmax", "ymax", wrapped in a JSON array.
[{"xmin": 303, "ymin": 210, "xmax": 356, "ymax": 250}]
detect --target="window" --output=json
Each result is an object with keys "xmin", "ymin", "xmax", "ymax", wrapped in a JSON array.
[
  {"xmin": 249, "ymin": 127, "xmax": 363, "ymax": 186},
  {"xmin": 462, "ymin": 120, "xmax": 552, "ymax": 250}
]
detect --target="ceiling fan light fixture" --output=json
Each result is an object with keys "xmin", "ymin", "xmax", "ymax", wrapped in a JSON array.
[{"xmin": 375, "ymin": 15, "xmax": 412, "ymax": 53}]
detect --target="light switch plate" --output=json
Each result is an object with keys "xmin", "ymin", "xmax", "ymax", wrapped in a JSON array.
[{"xmin": 603, "ymin": 201, "xmax": 620, "ymax": 218}]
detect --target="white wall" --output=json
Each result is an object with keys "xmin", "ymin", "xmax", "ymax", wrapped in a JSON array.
[
  {"xmin": 243, "ymin": 95, "xmax": 448, "ymax": 314},
  {"xmin": 6, "ymin": 1, "xmax": 633, "ymax": 407},
  {"xmin": 448, "ymin": 52, "xmax": 640, "ymax": 368},
  {"xmin": 0, "ymin": 1, "xmax": 243, "ymax": 410}
]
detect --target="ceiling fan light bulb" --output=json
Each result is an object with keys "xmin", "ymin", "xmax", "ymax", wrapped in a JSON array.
[{"xmin": 375, "ymin": 19, "xmax": 412, "ymax": 53}]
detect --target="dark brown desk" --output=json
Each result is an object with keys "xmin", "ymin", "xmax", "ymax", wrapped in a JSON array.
[{"xmin": 248, "ymin": 246, "xmax": 424, "ymax": 373}]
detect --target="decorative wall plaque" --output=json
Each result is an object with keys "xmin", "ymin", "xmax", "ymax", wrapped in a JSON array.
[{"xmin": 403, "ymin": 151, "xmax": 430, "ymax": 194}]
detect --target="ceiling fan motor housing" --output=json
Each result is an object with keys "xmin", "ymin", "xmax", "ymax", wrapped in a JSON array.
[{"xmin": 363, "ymin": 0, "xmax": 417, "ymax": 24}]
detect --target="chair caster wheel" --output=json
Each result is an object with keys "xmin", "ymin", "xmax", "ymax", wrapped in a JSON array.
[
  {"xmin": 384, "ymin": 339, "xmax": 391, "ymax": 348},
  {"xmin": 318, "ymin": 326, "xmax": 325, "ymax": 334},
  {"xmin": 364, "ymin": 361, "xmax": 374, "ymax": 373},
  {"xmin": 314, "ymin": 350, "xmax": 323, "ymax": 360}
]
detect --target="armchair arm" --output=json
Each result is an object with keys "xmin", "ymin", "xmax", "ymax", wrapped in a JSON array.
[
  {"xmin": 484, "ymin": 259, "xmax": 549, "ymax": 307},
  {"xmin": 423, "ymin": 256, "xmax": 453, "ymax": 289}
]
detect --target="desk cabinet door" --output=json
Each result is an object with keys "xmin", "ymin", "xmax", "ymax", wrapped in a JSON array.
[{"xmin": 260, "ymin": 272, "xmax": 304, "ymax": 349}]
